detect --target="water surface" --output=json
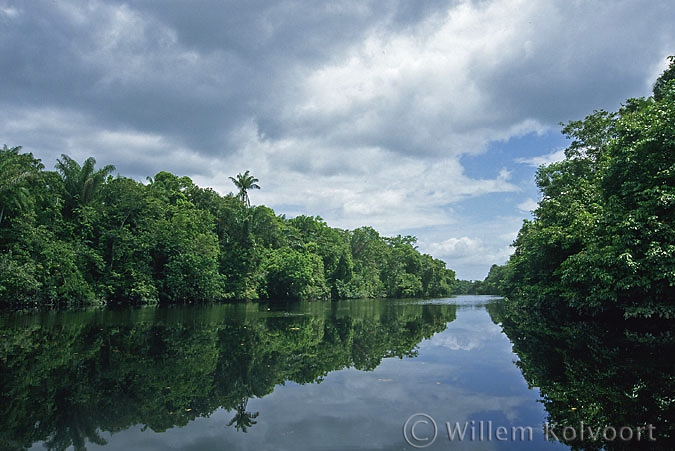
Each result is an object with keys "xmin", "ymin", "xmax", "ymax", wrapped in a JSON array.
[{"xmin": 2, "ymin": 296, "xmax": 569, "ymax": 450}]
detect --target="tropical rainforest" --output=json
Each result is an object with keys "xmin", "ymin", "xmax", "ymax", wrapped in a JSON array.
[
  {"xmin": 0, "ymin": 150, "xmax": 457, "ymax": 307},
  {"xmin": 3, "ymin": 57, "xmax": 674, "ymax": 312},
  {"xmin": 484, "ymin": 56, "xmax": 675, "ymax": 320}
]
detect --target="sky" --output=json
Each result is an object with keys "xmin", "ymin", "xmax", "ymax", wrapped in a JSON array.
[{"xmin": 1, "ymin": 0, "xmax": 674, "ymax": 280}]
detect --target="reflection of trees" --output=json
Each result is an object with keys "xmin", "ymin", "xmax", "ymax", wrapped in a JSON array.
[
  {"xmin": 226, "ymin": 398, "xmax": 259, "ymax": 432},
  {"xmin": 484, "ymin": 298, "xmax": 505, "ymax": 325},
  {"xmin": 0, "ymin": 300, "xmax": 456, "ymax": 449},
  {"xmin": 501, "ymin": 303, "xmax": 674, "ymax": 451},
  {"xmin": 44, "ymin": 392, "xmax": 107, "ymax": 451}
]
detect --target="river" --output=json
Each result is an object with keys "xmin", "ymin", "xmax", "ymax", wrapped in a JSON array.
[{"xmin": 2, "ymin": 295, "xmax": 668, "ymax": 450}]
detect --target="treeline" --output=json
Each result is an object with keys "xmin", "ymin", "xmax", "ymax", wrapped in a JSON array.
[
  {"xmin": 450, "ymin": 264, "xmax": 510, "ymax": 296},
  {"xmin": 0, "ymin": 152, "xmax": 457, "ymax": 307},
  {"xmin": 485, "ymin": 57, "xmax": 675, "ymax": 318}
]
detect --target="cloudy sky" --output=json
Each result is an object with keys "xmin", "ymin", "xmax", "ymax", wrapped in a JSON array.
[{"xmin": 1, "ymin": 0, "xmax": 674, "ymax": 279}]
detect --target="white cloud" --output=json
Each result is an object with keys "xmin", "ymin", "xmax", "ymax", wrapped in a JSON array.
[
  {"xmin": 200, "ymin": 121, "xmax": 522, "ymax": 237},
  {"xmin": 420, "ymin": 229, "xmax": 517, "ymax": 280},
  {"xmin": 425, "ymin": 235, "xmax": 514, "ymax": 263},
  {"xmin": 516, "ymin": 148, "xmax": 566, "ymax": 168},
  {"xmin": 2, "ymin": 0, "xmax": 674, "ymax": 281},
  {"xmin": 288, "ymin": 0, "xmax": 554, "ymax": 157},
  {"xmin": 426, "ymin": 236, "xmax": 483, "ymax": 258},
  {"xmin": 517, "ymin": 198, "xmax": 539, "ymax": 213},
  {"xmin": 0, "ymin": 5, "xmax": 19, "ymax": 18}
]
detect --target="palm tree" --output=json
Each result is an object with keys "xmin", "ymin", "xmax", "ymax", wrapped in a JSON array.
[
  {"xmin": 0, "ymin": 145, "xmax": 42, "ymax": 224},
  {"xmin": 229, "ymin": 170, "xmax": 260, "ymax": 207},
  {"xmin": 0, "ymin": 146, "xmax": 31, "ymax": 192},
  {"xmin": 55, "ymin": 154, "xmax": 116, "ymax": 214},
  {"xmin": 226, "ymin": 398, "xmax": 259, "ymax": 432}
]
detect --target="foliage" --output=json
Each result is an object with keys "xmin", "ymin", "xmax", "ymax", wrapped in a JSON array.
[
  {"xmin": 475, "ymin": 263, "xmax": 510, "ymax": 295},
  {"xmin": 0, "ymin": 145, "xmax": 43, "ymax": 225},
  {"xmin": 55, "ymin": 154, "xmax": 115, "ymax": 218},
  {"xmin": 0, "ymin": 153, "xmax": 457, "ymax": 307},
  {"xmin": 449, "ymin": 265, "xmax": 511, "ymax": 296},
  {"xmin": 229, "ymin": 170, "xmax": 260, "ymax": 207},
  {"xmin": 259, "ymin": 247, "xmax": 329, "ymax": 300},
  {"xmin": 503, "ymin": 57, "xmax": 675, "ymax": 318}
]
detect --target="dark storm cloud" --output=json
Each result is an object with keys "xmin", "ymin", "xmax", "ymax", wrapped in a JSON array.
[
  {"xmin": 0, "ymin": 0, "xmax": 455, "ymax": 162},
  {"xmin": 2, "ymin": 0, "xmax": 673, "ymax": 167},
  {"xmin": 0, "ymin": 1, "xmax": 253, "ymax": 154},
  {"xmin": 470, "ymin": 1, "xmax": 675, "ymax": 126}
]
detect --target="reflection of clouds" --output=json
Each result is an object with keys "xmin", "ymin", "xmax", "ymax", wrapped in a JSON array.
[
  {"xmin": 244, "ymin": 364, "xmax": 534, "ymax": 450},
  {"xmin": 433, "ymin": 333, "xmax": 482, "ymax": 351},
  {"xmin": 426, "ymin": 307, "xmax": 506, "ymax": 352},
  {"xmin": 55, "ymin": 303, "xmax": 550, "ymax": 451},
  {"xmin": 430, "ymin": 384, "xmax": 536, "ymax": 425}
]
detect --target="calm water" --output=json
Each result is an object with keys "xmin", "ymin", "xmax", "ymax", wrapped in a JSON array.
[{"xmin": 2, "ymin": 295, "xmax": 668, "ymax": 450}]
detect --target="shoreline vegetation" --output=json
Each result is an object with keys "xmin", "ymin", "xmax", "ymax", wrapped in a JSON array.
[
  {"xmin": 0, "ymin": 152, "xmax": 460, "ymax": 309},
  {"xmin": 488, "ymin": 57, "xmax": 675, "ymax": 320},
  {"xmin": 2, "ymin": 57, "xmax": 673, "ymax": 313}
]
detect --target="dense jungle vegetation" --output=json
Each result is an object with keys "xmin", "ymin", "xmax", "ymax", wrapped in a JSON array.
[
  {"xmin": 483, "ymin": 57, "xmax": 675, "ymax": 319},
  {"xmin": 0, "ymin": 151, "xmax": 457, "ymax": 307}
]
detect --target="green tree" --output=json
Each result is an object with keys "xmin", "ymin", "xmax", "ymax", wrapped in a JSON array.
[
  {"xmin": 286, "ymin": 215, "xmax": 354, "ymax": 299},
  {"xmin": 260, "ymin": 247, "xmax": 329, "ymax": 300},
  {"xmin": 55, "ymin": 154, "xmax": 115, "ymax": 216},
  {"xmin": 0, "ymin": 145, "xmax": 43, "ymax": 224},
  {"xmin": 505, "ymin": 56, "xmax": 675, "ymax": 318},
  {"xmin": 381, "ymin": 235, "xmax": 423, "ymax": 298},
  {"xmin": 346, "ymin": 226, "xmax": 388, "ymax": 298},
  {"xmin": 229, "ymin": 170, "xmax": 260, "ymax": 207},
  {"xmin": 653, "ymin": 55, "xmax": 675, "ymax": 102},
  {"xmin": 419, "ymin": 254, "xmax": 456, "ymax": 297},
  {"xmin": 477, "ymin": 264, "xmax": 509, "ymax": 295},
  {"xmin": 0, "ymin": 146, "xmax": 459, "ymax": 305}
]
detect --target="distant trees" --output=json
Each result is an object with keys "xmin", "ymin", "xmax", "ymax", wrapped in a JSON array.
[
  {"xmin": 475, "ymin": 264, "xmax": 510, "ymax": 295},
  {"xmin": 447, "ymin": 264, "xmax": 510, "ymax": 296},
  {"xmin": 0, "ymin": 156, "xmax": 457, "ymax": 307}
]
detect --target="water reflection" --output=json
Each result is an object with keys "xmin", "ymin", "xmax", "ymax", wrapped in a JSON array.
[
  {"xmin": 0, "ymin": 299, "xmax": 456, "ymax": 450},
  {"xmin": 0, "ymin": 296, "xmax": 614, "ymax": 450},
  {"xmin": 227, "ymin": 398, "xmax": 259, "ymax": 433},
  {"xmin": 501, "ymin": 304, "xmax": 675, "ymax": 450}
]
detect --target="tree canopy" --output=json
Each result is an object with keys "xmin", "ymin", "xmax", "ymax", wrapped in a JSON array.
[
  {"xmin": 501, "ymin": 56, "xmax": 675, "ymax": 319},
  {"xmin": 0, "ymin": 156, "xmax": 457, "ymax": 307}
]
